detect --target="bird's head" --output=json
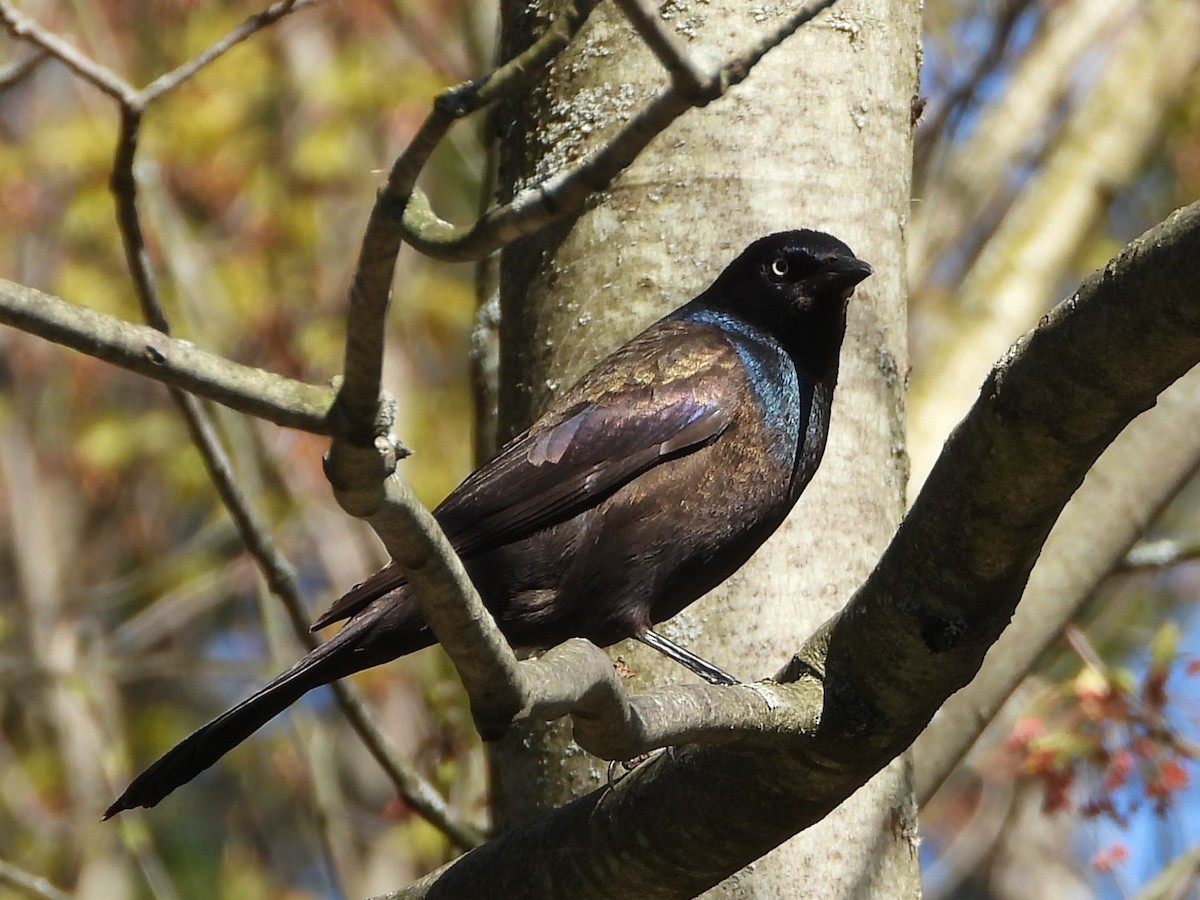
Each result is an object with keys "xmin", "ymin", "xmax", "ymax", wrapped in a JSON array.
[{"xmin": 713, "ymin": 230, "xmax": 874, "ymax": 320}]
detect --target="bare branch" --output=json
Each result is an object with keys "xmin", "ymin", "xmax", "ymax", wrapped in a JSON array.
[
  {"xmin": 1, "ymin": 0, "xmax": 315, "ymax": 108},
  {"xmin": 1, "ymin": 0, "xmax": 478, "ymax": 845},
  {"xmin": 0, "ymin": 1, "xmax": 136, "ymax": 102},
  {"xmin": 335, "ymin": 0, "xmax": 599, "ymax": 444},
  {"xmin": 174, "ymin": 403, "xmax": 483, "ymax": 847},
  {"xmin": 140, "ymin": 0, "xmax": 317, "ymax": 103},
  {"xmin": 400, "ymin": 0, "xmax": 842, "ymax": 262},
  {"xmin": 323, "ymin": 442, "xmax": 528, "ymax": 732},
  {"xmin": 324, "ymin": 677, "xmax": 487, "ymax": 848},
  {"xmin": 0, "ymin": 48, "xmax": 47, "ymax": 90},
  {"xmin": 0, "ymin": 279, "xmax": 334, "ymax": 432},
  {"xmin": 612, "ymin": 0, "xmax": 713, "ymax": 98},
  {"xmin": 168, "ymin": 391, "xmax": 484, "ymax": 849},
  {"xmin": 0, "ymin": 858, "xmax": 70, "ymax": 900},
  {"xmin": 126, "ymin": 14, "xmax": 480, "ymax": 845},
  {"xmin": 913, "ymin": 362, "xmax": 1200, "ymax": 805},
  {"xmin": 522, "ymin": 641, "xmax": 826, "ymax": 760}
]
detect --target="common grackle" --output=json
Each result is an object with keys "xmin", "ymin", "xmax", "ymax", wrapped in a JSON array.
[{"xmin": 105, "ymin": 230, "xmax": 872, "ymax": 817}]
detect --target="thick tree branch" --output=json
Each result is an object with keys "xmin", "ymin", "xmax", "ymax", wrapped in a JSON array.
[
  {"xmin": 379, "ymin": 202, "xmax": 1200, "ymax": 900},
  {"xmin": 912, "ymin": 362, "xmax": 1200, "ymax": 805}
]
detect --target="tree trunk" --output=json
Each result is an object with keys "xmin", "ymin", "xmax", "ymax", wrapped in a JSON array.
[{"xmin": 489, "ymin": 0, "xmax": 918, "ymax": 895}]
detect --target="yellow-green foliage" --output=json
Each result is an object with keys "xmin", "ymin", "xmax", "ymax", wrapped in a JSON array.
[{"xmin": 0, "ymin": 1, "xmax": 486, "ymax": 895}]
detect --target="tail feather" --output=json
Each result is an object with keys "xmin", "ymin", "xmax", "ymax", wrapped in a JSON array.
[
  {"xmin": 105, "ymin": 595, "xmax": 431, "ymax": 818},
  {"xmin": 309, "ymin": 562, "xmax": 408, "ymax": 631}
]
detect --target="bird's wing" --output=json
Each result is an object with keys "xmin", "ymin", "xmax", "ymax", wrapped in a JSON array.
[
  {"xmin": 311, "ymin": 322, "xmax": 744, "ymax": 629},
  {"xmin": 442, "ymin": 322, "xmax": 746, "ymax": 552}
]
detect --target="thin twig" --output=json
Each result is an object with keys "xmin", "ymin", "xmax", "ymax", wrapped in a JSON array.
[
  {"xmin": 0, "ymin": 279, "xmax": 335, "ymax": 434},
  {"xmin": 0, "ymin": 48, "xmax": 48, "ymax": 91},
  {"xmin": 326, "ymin": 678, "xmax": 487, "ymax": 847},
  {"xmin": 173, "ymin": 396, "xmax": 483, "ymax": 849},
  {"xmin": 140, "ymin": 0, "xmax": 317, "ymax": 104},
  {"xmin": 0, "ymin": 1, "xmax": 135, "ymax": 102},
  {"xmin": 110, "ymin": 104, "xmax": 165, "ymax": 328},
  {"xmin": 612, "ymin": 0, "xmax": 713, "ymax": 98},
  {"xmin": 0, "ymin": 0, "xmax": 317, "ymax": 110},
  {"xmin": 0, "ymin": 859, "xmax": 70, "ymax": 900},
  {"xmin": 335, "ymin": 0, "xmax": 599, "ymax": 443}
]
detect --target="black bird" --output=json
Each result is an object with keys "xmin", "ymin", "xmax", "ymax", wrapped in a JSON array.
[{"xmin": 105, "ymin": 230, "xmax": 871, "ymax": 818}]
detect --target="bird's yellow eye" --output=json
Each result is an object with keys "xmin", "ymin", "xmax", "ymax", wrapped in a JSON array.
[{"xmin": 771, "ymin": 257, "xmax": 789, "ymax": 278}]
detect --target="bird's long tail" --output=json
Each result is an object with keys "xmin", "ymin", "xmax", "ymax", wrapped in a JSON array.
[{"xmin": 104, "ymin": 594, "xmax": 432, "ymax": 818}]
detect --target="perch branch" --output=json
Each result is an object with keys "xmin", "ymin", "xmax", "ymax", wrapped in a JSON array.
[{"xmin": 324, "ymin": 439, "xmax": 826, "ymax": 757}]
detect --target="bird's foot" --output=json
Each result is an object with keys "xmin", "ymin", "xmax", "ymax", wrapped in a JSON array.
[{"xmin": 606, "ymin": 746, "xmax": 677, "ymax": 789}]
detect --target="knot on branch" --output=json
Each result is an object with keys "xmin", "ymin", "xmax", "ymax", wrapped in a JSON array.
[
  {"xmin": 326, "ymin": 377, "xmax": 408, "ymax": 449},
  {"xmin": 434, "ymin": 77, "xmax": 489, "ymax": 119},
  {"xmin": 323, "ymin": 386, "xmax": 408, "ymax": 518},
  {"xmin": 676, "ymin": 48, "xmax": 728, "ymax": 107}
]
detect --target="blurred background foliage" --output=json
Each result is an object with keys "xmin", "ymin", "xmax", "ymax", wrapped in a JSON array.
[
  {"xmin": 1, "ymin": 1, "xmax": 492, "ymax": 896},
  {"xmin": 0, "ymin": 0, "xmax": 1199, "ymax": 898}
]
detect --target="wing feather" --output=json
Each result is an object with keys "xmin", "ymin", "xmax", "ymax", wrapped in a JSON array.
[{"xmin": 311, "ymin": 321, "xmax": 742, "ymax": 629}]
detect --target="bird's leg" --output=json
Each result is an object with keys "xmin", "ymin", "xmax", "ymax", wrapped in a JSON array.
[{"xmin": 636, "ymin": 629, "xmax": 740, "ymax": 685}]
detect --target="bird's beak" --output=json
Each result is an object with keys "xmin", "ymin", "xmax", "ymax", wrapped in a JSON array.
[{"xmin": 824, "ymin": 257, "xmax": 874, "ymax": 294}]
